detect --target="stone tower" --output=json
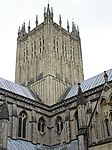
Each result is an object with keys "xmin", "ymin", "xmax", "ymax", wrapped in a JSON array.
[{"xmin": 15, "ymin": 4, "xmax": 84, "ymax": 105}]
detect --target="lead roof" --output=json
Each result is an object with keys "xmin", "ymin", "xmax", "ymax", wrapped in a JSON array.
[
  {"xmin": 0, "ymin": 69, "xmax": 112, "ymax": 103},
  {"xmin": 65, "ymin": 69, "xmax": 112, "ymax": 100}
]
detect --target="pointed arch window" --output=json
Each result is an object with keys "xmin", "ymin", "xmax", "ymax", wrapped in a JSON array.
[
  {"xmin": 110, "ymin": 113, "xmax": 112, "ymax": 129},
  {"xmin": 95, "ymin": 112, "xmax": 99, "ymax": 139},
  {"xmin": 110, "ymin": 96, "xmax": 112, "ymax": 101},
  {"xmin": 90, "ymin": 125, "xmax": 96, "ymax": 143},
  {"xmin": 55, "ymin": 116, "xmax": 63, "ymax": 134},
  {"xmin": 105, "ymin": 118, "xmax": 110, "ymax": 136},
  {"xmin": 74, "ymin": 111, "xmax": 79, "ymax": 130},
  {"xmin": 38, "ymin": 117, "xmax": 46, "ymax": 134},
  {"xmin": 18, "ymin": 110, "xmax": 27, "ymax": 138}
]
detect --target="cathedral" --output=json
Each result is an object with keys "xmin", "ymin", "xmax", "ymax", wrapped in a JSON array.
[{"xmin": 0, "ymin": 4, "xmax": 112, "ymax": 150}]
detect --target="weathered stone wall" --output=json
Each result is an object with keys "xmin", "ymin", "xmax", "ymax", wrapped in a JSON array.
[
  {"xmin": 15, "ymin": 17, "xmax": 84, "ymax": 105},
  {"xmin": 0, "ymin": 120, "xmax": 8, "ymax": 149},
  {"xmin": 0, "ymin": 92, "xmax": 79, "ymax": 147},
  {"xmin": 7, "ymin": 99, "xmax": 50, "ymax": 146},
  {"xmin": 29, "ymin": 75, "xmax": 69, "ymax": 105},
  {"xmin": 89, "ymin": 143, "xmax": 112, "ymax": 150}
]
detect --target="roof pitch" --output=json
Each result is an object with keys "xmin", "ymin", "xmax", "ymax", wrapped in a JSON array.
[
  {"xmin": 65, "ymin": 69, "xmax": 112, "ymax": 100},
  {"xmin": 0, "ymin": 78, "xmax": 36, "ymax": 100},
  {"xmin": 7, "ymin": 138, "xmax": 78, "ymax": 150}
]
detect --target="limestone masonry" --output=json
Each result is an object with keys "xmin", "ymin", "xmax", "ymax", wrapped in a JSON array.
[{"xmin": 0, "ymin": 4, "xmax": 112, "ymax": 150}]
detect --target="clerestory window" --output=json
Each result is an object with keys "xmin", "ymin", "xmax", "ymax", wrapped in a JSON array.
[
  {"xmin": 105, "ymin": 118, "xmax": 110, "ymax": 136},
  {"xmin": 55, "ymin": 116, "xmax": 63, "ymax": 134},
  {"xmin": 18, "ymin": 110, "xmax": 27, "ymax": 138},
  {"xmin": 38, "ymin": 117, "xmax": 46, "ymax": 134}
]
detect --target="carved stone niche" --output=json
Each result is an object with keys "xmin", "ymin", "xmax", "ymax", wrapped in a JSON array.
[
  {"xmin": 103, "ymin": 86, "xmax": 110, "ymax": 92},
  {"xmin": 103, "ymin": 111, "xmax": 108, "ymax": 118}
]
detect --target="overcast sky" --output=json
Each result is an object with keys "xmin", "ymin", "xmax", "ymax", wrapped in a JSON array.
[{"xmin": 0, "ymin": 0, "xmax": 112, "ymax": 82}]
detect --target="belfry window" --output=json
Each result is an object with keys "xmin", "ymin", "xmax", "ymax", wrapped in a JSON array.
[
  {"xmin": 18, "ymin": 111, "xmax": 27, "ymax": 138},
  {"xmin": 55, "ymin": 116, "xmax": 63, "ymax": 134},
  {"xmin": 34, "ymin": 42, "xmax": 36, "ymax": 50},
  {"xmin": 38, "ymin": 117, "xmax": 46, "ymax": 134},
  {"xmin": 23, "ymin": 50, "xmax": 25, "ymax": 62}
]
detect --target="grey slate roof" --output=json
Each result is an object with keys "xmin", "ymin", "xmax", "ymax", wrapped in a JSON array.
[
  {"xmin": 0, "ymin": 69, "xmax": 112, "ymax": 103},
  {"xmin": 65, "ymin": 69, "xmax": 112, "ymax": 100},
  {"xmin": 0, "ymin": 78, "xmax": 36, "ymax": 100},
  {"xmin": 7, "ymin": 138, "xmax": 78, "ymax": 150}
]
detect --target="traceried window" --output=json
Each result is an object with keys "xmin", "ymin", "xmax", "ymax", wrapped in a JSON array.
[
  {"xmin": 54, "ymin": 39, "xmax": 55, "ymax": 44},
  {"xmin": 43, "ymin": 39, "xmax": 44, "ymax": 45},
  {"xmin": 110, "ymin": 96, "xmax": 112, "ymax": 101},
  {"xmin": 95, "ymin": 112, "xmax": 100, "ymax": 140},
  {"xmin": 31, "ymin": 44, "xmax": 34, "ymax": 58},
  {"xmin": 55, "ymin": 116, "xmax": 63, "ymax": 134},
  {"xmin": 18, "ymin": 110, "xmax": 27, "ymax": 138},
  {"xmin": 23, "ymin": 50, "xmax": 25, "ymax": 62},
  {"xmin": 57, "ymin": 39, "xmax": 58, "ymax": 46},
  {"xmin": 34, "ymin": 42, "xmax": 36, "ymax": 50},
  {"xmin": 38, "ymin": 117, "xmax": 46, "ymax": 134},
  {"xmin": 40, "ymin": 38, "xmax": 41, "ymax": 46},
  {"xmin": 90, "ymin": 125, "xmax": 96, "ymax": 143},
  {"xmin": 105, "ymin": 118, "xmax": 110, "ymax": 136},
  {"xmin": 110, "ymin": 112, "xmax": 112, "ymax": 129}
]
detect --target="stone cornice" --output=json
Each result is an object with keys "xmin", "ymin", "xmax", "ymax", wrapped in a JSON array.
[{"xmin": 0, "ymin": 83, "xmax": 107, "ymax": 117}]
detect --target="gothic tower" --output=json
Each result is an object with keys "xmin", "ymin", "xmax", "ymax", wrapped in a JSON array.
[{"xmin": 15, "ymin": 4, "xmax": 84, "ymax": 105}]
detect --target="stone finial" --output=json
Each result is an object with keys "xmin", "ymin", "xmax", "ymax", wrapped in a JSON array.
[
  {"xmin": 72, "ymin": 22, "xmax": 76, "ymax": 32},
  {"xmin": 23, "ymin": 22, "xmax": 26, "ymax": 33},
  {"xmin": 21, "ymin": 22, "xmax": 26, "ymax": 36},
  {"xmin": 44, "ymin": 4, "xmax": 53, "ymax": 22},
  {"xmin": 77, "ymin": 25, "xmax": 80, "ymax": 36},
  {"xmin": 18, "ymin": 26, "xmax": 21, "ymax": 38},
  {"xmin": 51, "ymin": 7, "xmax": 53, "ymax": 13},
  {"xmin": 77, "ymin": 83, "xmax": 86, "ymax": 106},
  {"xmin": 78, "ymin": 83, "xmax": 82, "ymax": 97},
  {"xmin": 104, "ymin": 71, "xmax": 108, "ymax": 83},
  {"xmin": 67, "ymin": 20, "xmax": 69, "ymax": 32},
  {"xmin": 44, "ymin": 7, "xmax": 47, "ymax": 19},
  {"xmin": 47, "ymin": 4, "xmax": 50, "ymax": 17},
  {"xmin": 28, "ymin": 20, "xmax": 31, "ymax": 32},
  {"xmin": 36, "ymin": 15, "xmax": 38, "ymax": 27},
  {"xmin": 51, "ymin": 7, "xmax": 53, "ymax": 20},
  {"xmin": 71, "ymin": 22, "xmax": 77, "ymax": 37},
  {"xmin": 59, "ymin": 14, "xmax": 62, "ymax": 26},
  {"xmin": 18, "ymin": 26, "xmax": 20, "ymax": 33}
]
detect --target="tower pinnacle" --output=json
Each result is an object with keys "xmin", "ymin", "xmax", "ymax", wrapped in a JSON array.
[
  {"xmin": 67, "ymin": 20, "xmax": 69, "ymax": 32},
  {"xmin": 44, "ymin": 4, "xmax": 53, "ymax": 21},
  {"xmin": 15, "ymin": 4, "xmax": 84, "ymax": 105},
  {"xmin": 59, "ymin": 15, "xmax": 62, "ymax": 26},
  {"xmin": 28, "ymin": 20, "xmax": 31, "ymax": 32},
  {"xmin": 36, "ymin": 15, "xmax": 38, "ymax": 27}
]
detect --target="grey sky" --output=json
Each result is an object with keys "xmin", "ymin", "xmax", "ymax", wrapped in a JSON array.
[{"xmin": 0, "ymin": 0, "xmax": 112, "ymax": 82}]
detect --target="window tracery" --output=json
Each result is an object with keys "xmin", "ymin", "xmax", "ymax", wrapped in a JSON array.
[
  {"xmin": 74, "ymin": 111, "xmax": 79, "ymax": 130},
  {"xmin": 95, "ymin": 112, "xmax": 99, "ymax": 139},
  {"xmin": 38, "ymin": 117, "xmax": 46, "ymax": 134},
  {"xmin": 110, "ymin": 112, "xmax": 112, "ymax": 129},
  {"xmin": 18, "ymin": 110, "xmax": 27, "ymax": 138},
  {"xmin": 105, "ymin": 118, "xmax": 110, "ymax": 136},
  {"xmin": 55, "ymin": 116, "xmax": 63, "ymax": 134}
]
